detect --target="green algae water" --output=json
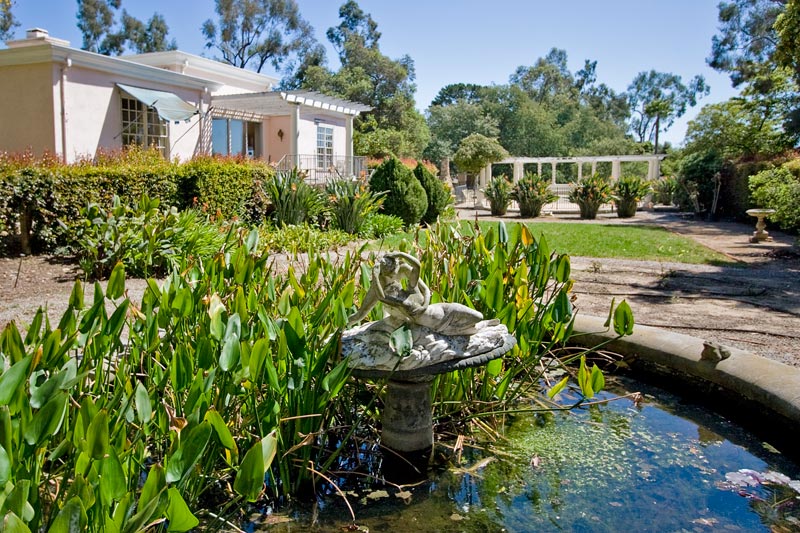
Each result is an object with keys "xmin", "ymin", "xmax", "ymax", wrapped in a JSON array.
[{"xmin": 252, "ymin": 377, "xmax": 800, "ymax": 532}]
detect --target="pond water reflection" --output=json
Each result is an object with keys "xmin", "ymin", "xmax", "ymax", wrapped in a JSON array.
[{"xmin": 253, "ymin": 377, "xmax": 800, "ymax": 532}]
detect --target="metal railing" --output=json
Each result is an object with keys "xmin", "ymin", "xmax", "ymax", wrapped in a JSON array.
[{"xmin": 275, "ymin": 154, "xmax": 369, "ymax": 185}]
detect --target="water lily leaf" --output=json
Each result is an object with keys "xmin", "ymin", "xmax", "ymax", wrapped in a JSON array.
[
  {"xmin": 2, "ymin": 511, "xmax": 31, "ymax": 533},
  {"xmin": 547, "ymin": 376, "xmax": 569, "ymax": 399},
  {"xmin": 166, "ymin": 421, "xmax": 212, "ymax": 484},
  {"xmin": 389, "ymin": 325, "xmax": 413, "ymax": 357},
  {"xmin": 613, "ymin": 300, "xmax": 635, "ymax": 336},
  {"xmin": 166, "ymin": 488, "xmax": 199, "ymax": 532},
  {"xmin": 0, "ymin": 356, "xmax": 31, "ymax": 406},
  {"xmin": 48, "ymin": 497, "xmax": 87, "ymax": 533},
  {"xmin": 135, "ymin": 382, "xmax": 152, "ymax": 425},
  {"xmin": 107, "ymin": 262, "xmax": 126, "ymax": 300}
]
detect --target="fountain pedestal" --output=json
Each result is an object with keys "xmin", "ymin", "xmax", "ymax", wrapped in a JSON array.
[{"xmin": 746, "ymin": 208, "xmax": 776, "ymax": 243}]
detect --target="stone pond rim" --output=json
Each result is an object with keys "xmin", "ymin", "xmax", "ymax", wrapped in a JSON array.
[{"xmin": 573, "ymin": 314, "xmax": 800, "ymax": 456}]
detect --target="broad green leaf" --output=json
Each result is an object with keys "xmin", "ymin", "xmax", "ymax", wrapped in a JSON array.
[
  {"xmin": 520, "ymin": 224, "xmax": 534, "ymax": 247},
  {"xmin": 554, "ymin": 254, "xmax": 571, "ymax": 282},
  {"xmin": 138, "ymin": 465, "xmax": 167, "ymax": 514},
  {"xmin": 0, "ymin": 444, "xmax": 10, "ymax": 485},
  {"xmin": 577, "ymin": 356, "xmax": 594, "ymax": 399},
  {"xmin": 207, "ymin": 293, "xmax": 225, "ymax": 341},
  {"xmin": 603, "ymin": 297, "xmax": 617, "ymax": 328},
  {"xmin": 245, "ymin": 228, "xmax": 259, "ymax": 253},
  {"xmin": 100, "ymin": 449, "xmax": 127, "ymax": 505},
  {"xmin": 24, "ymin": 391, "xmax": 67, "ymax": 445},
  {"xmin": 166, "ymin": 488, "xmax": 199, "ymax": 532},
  {"xmin": 613, "ymin": 300, "xmax": 635, "ymax": 336},
  {"xmin": 23, "ymin": 309, "xmax": 43, "ymax": 345},
  {"xmin": 68, "ymin": 280, "xmax": 84, "ymax": 309},
  {"xmin": 0, "ymin": 356, "xmax": 31, "ymax": 406},
  {"xmin": 498, "ymin": 221, "xmax": 508, "ymax": 244},
  {"xmin": 389, "ymin": 325, "xmax": 413, "ymax": 357},
  {"xmin": 547, "ymin": 376, "xmax": 569, "ymax": 399},
  {"xmin": 47, "ymin": 497, "xmax": 87, "ymax": 533},
  {"xmin": 0, "ymin": 322, "xmax": 25, "ymax": 363},
  {"xmin": 205, "ymin": 409, "xmax": 236, "ymax": 451},
  {"xmin": 485, "ymin": 357, "xmax": 503, "ymax": 377},
  {"xmin": 249, "ymin": 338, "xmax": 269, "ymax": 382},
  {"xmin": 321, "ymin": 359, "xmax": 350, "ymax": 396},
  {"xmin": 2, "ymin": 511, "xmax": 31, "ymax": 533},
  {"xmin": 590, "ymin": 364, "xmax": 606, "ymax": 395},
  {"xmin": 166, "ymin": 421, "xmax": 212, "ymax": 483},
  {"xmin": 122, "ymin": 487, "xmax": 164, "ymax": 533},
  {"xmin": 0, "ymin": 406, "xmax": 11, "ymax": 462},
  {"xmin": 234, "ymin": 434, "xmax": 277, "ymax": 502},
  {"xmin": 219, "ymin": 335, "xmax": 240, "ymax": 372},
  {"xmin": 86, "ymin": 410, "xmax": 110, "ymax": 460},
  {"xmin": 107, "ymin": 262, "xmax": 126, "ymax": 300},
  {"xmin": 134, "ymin": 382, "xmax": 152, "ymax": 424},
  {"xmin": 30, "ymin": 369, "xmax": 64, "ymax": 409},
  {"xmin": 103, "ymin": 300, "xmax": 130, "ymax": 339},
  {"xmin": 40, "ymin": 328, "xmax": 62, "ymax": 368},
  {"xmin": 171, "ymin": 287, "xmax": 194, "ymax": 318}
]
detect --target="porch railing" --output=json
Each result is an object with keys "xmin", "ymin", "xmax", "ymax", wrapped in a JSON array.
[{"xmin": 275, "ymin": 155, "xmax": 369, "ymax": 185}]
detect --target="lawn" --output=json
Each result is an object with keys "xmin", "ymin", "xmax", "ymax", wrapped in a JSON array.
[{"xmin": 373, "ymin": 221, "xmax": 734, "ymax": 265}]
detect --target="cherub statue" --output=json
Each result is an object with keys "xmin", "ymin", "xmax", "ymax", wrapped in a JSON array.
[{"xmin": 348, "ymin": 252, "xmax": 493, "ymax": 336}]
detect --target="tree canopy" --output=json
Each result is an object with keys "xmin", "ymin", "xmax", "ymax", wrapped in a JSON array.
[
  {"xmin": 0, "ymin": 0, "xmax": 19, "ymax": 42},
  {"xmin": 202, "ymin": 0, "xmax": 318, "ymax": 76},
  {"xmin": 76, "ymin": 0, "xmax": 176, "ymax": 55}
]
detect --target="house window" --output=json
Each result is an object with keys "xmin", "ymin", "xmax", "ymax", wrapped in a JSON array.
[
  {"xmin": 212, "ymin": 118, "xmax": 260, "ymax": 157},
  {"xmin": 317, "ymin": 125, "xmax": 334, "ymax": 168},
  {"xmin": 121, "ymin": 96, "xmax": 168, "ymax": 156}
]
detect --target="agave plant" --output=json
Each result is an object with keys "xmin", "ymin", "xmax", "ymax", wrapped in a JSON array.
[
  {"xmin": 511, "ymin": 172, "xmax": 558, "ymax": 218},
  {"xmin": 482, "ymin": 175, "xmax": 513, "ymax": 216},
  {"xmin": 264, "ymin": 168, "xmax": 327, "ymax": 226},
  {"xmin": 613, "ymin": 176, "xmax": 652, "ymax": 218},
  {"xmin": 568, "ymin": 174, "xmax": 613, "ymax": 219},
  {"xmin": 326, "ymin": 177, "xmax": 385, "ymax": 235}
]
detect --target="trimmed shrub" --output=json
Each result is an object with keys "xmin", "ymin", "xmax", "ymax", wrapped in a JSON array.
[
  {"xmin": 369, "ymin": 157, "xmax": 427, "ymax": 226},
  {"xmin": 179, "ymin": 157, "xmax": 267, "ymax": 220},
  {"xmin": 414, "ymin": 162, "xmax": 452, "ymax": 224},
  {"xmin": 749, "ymin": 165, "xmax": 800, "ymax": 233}
]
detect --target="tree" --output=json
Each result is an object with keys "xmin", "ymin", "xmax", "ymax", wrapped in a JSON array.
[
  {"xmin": 453, "ymin": 133, "xmax": 509, "ymax": 179},
  {"xmin": 424, "ymin": 100, "xmax": 499, "ymax": 162},
  {"xmin": 430, "ymin": 83, "xmax": 487, "ymax": 107},
  {"xmin": 302, "ymin": 1, "xmax": 429, "ymax": 158},
  {"xmin": 1, "ymin": 0, "xmax": 19, "ymax": 42},
  {"xmin": 709, "ymin": 0, "xmax": 786, "ymax": 87},
  {"xmin": 775, "ymin": 0, "xmax": 800, "ymax": 86},
  {"xmin": 627, "ymin": 70, "xmax": 709, "ymax": 153},
  {"xmin": 76, "ymin": 0, "xmax": 175, "ymax": 55},
  {"xmin": 202, "ymin": 0, "xmax": 317, "ymax": 74},
  {"xmin": 510, "ymin": 48, "xmax": 575, "ymax": 104}
]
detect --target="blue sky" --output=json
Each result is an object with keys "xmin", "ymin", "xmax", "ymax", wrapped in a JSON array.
[{"xmin": 8, "ymin": 0, "xmax": 739, "ymax": 146}]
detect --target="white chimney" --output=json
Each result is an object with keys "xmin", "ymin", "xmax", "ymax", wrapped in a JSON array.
[{"xmin": 6, "ymin": 28, "xmax": 71, "ymax": 48}]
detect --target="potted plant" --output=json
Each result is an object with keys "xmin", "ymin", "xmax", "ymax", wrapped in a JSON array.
[
  {"xmin": 568, "ymin": 174, "xmax": 613, "ymax": 219},
  {"xmin": 483, "ymin": 175, "xmax": 513, "ymax": 216},
  {"xmin": 511, "ymin": 172, "xmax": 558, "ymax": 218},
  {"xmin": 613, "ymin": 176, "xmax": 652, "ymax": 218}
]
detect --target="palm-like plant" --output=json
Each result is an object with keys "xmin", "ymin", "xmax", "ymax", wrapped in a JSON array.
[
  {"xmin": 613, "ymin": 176, "xmax": 652, "ymax": 218},
  {"xmin": 483, "ymin": 175, "xmax": 513, "ymax": 216},
  {"xmin": 568, "ymin": 174, "xmax": 613, "ymax": 219},
  {"xmin": 511, "ymin": 172, "xmax": 558, "ymax": 218}
]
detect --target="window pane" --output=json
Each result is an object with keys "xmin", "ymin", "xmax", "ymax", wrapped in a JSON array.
[
  {"xmin": 230, "ymin": 120, "xmax": 244, "ymax": 156},
  {"xmin": 212, "ymin": 118, "xmax": 228, "ymax": 155},
  {"xmin": 316, "ymin": 125, "xmax": 334, "ymax": 168}
]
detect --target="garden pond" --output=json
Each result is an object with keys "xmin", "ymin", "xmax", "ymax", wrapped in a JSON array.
[{"xmin": 251, "ymin": 376, "xmax": 800, "ymax": 532}]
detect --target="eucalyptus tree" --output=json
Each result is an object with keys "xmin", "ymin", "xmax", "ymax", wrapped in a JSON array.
[
  {"xmin": 0, "ymin": 0, "xmax": 19, "ymax": 41},
  {"xmin": 76, "ymin": 0, "xmax": 176, "ymax": 55},
  {"xmin": 202, "ymin": 0, "xmax": 317, "ymax": 75},
  {"xmin": 627, "ymin": 70, "xmax": 708, "ymax": 153}
]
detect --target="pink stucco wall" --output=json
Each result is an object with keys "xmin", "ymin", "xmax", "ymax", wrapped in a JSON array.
[{"xmin": 0, "ymin": 63, "xmax": 56, "ymax": 156}]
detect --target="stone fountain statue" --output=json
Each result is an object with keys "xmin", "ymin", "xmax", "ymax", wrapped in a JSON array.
[
  {"xmin": 342, "ymin": 251, "xmax": 516, "ymax": 377},
  {"xmin": 340, "ymin": 252, "xmax": 516, "ymax": 461}
]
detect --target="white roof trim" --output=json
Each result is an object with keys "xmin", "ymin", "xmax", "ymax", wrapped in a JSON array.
[{"xmin": 280, "ymin": 90, "xmax": 372, "ymax": 115}]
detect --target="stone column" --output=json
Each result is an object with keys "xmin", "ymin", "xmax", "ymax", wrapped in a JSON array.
[
  {"xmin": 551, "ymin": 162, "xmax": 557, "ymax": 185},
  {"xmin": 611, "ymin": 159, "xmax": 621, "ymax": 181},
  {"xmin": 513, "ymin": 161, "xmax": 523, "ymax": 183},
  {"xmin": 537, "ymin": 161, "xmax": 542, "ymax": 177},
  {"xmin": 382, "ymin": 380, "xmax": 434, "ymax": 453},
  {"xmin": 591, "ymin": 160, "xmax": 597, "ymax": 177},
  {"xmin": 577, "ymin": 161, "xmax": 583, "ymax": 181}
]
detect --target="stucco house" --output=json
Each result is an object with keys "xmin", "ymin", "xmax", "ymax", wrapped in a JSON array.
[{"xmin": 0, "ymin": 28, "xmax": 370, "ymax": 182}]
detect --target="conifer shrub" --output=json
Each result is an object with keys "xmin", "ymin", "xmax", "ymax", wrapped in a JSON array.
[
  {"xmin": 368, "ymin": 157, "xmax": 427, "ymax": 226},
  {"xmin": 414, "ymin": 162, "xmax": 452, "ymax": 224}
]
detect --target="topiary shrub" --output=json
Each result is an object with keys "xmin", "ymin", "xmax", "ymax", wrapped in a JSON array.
[
  {"xmin": 178, "ymin": 157, "xmax": 261, "ymax": 219},
  {"xmin": 413, "ymin": 162, "xmax": 452, "ymax": 224},
  {"xmin": 369, "ymin": 157, "xmax": 427, "ymax": 226}
]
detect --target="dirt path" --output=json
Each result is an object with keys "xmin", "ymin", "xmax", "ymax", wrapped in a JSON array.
[{"xmin": 2, "ymin": 211, "xmax": 799, "ymax": 366}]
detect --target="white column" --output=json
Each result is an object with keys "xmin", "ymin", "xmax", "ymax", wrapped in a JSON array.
[
  {"xmin": 653, "ymin": 157, "xmax": 661, "ymax": 180},
  {"xmin": 513, "ymin": 161, "xmax": 523, "ymax": 182},
  {"xmin": 290, "ymin": 103, "xmax": 300, "ymax": 168},
  {"xmin": 551, "ymin": 162, "xmax": 557, "ymax": 185},
  {"xmin": 577, "ymin": 161, "xmax": 583, "ymax": 181},
  {"xmin": 345, "ymin": 114, "xmax": 354, "ymax": 176},
  {"xmin": 537, "ymin": 161, "xmax": 542, "ymax": 176},
  {"xmin": 611, "ymin": 159, "xmax": 621, "ymax": 181},
  {"xmin": 591, "ymin": 160, "xmax": 597, "ymax": 177}
]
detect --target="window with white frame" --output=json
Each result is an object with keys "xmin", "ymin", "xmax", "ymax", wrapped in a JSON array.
[
  {"xmin": 316, "ymin": 125, "xmax": 334, "ymax": 169},
  {"xmin": 120, "ymin": 96, "xmax": 168, "ymax": 156},
  {"xmin": 212, "ymin": 118, "xmax": 260, "ymax": 158}
]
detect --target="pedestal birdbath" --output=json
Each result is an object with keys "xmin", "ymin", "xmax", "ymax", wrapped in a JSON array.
[
  {"xmin": 340, "ymin": 252, "xmax": 516, "ymax": 469},
  {"xmin": 746, "ymin": 208, "xmax": 776, "ymax": 243}
]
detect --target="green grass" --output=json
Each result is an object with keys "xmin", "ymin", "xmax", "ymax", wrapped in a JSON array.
[{"xmin": 372, "ymin": 221, "xmax": 735, "ymax": 265}]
